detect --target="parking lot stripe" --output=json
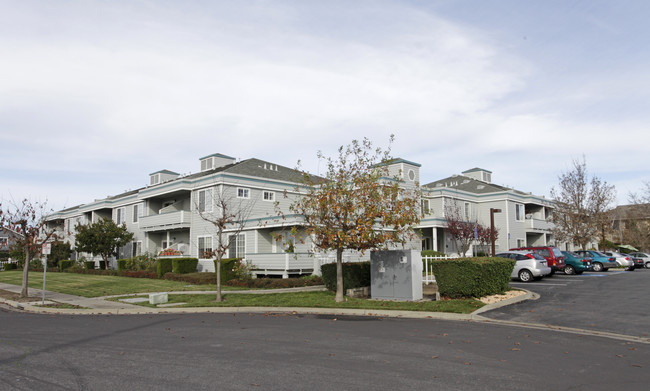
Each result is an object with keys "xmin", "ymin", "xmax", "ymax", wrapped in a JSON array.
[{"xmin": 510, "ymin": 282, "xmax": 567, "ymax": 286}]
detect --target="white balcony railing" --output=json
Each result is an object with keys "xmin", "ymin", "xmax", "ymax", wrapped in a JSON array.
[
  {"xmin": 525, "ymin": 217, "xmax": 553, "ymax": 232},
  {"xmin": 139, "ymin": 210, "xmax": 191, "ymax": 231}
]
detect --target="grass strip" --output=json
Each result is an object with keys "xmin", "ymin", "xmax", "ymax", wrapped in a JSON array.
[
  {"xmin": 0, "ymin": 270, "xmax": 243, "ymax": 298},
  {"xmin": 113, "ymin": 291, "xmax": 484, "ymax": 314}
]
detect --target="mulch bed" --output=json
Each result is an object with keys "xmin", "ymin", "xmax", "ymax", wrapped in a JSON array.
[{"xmin": 0, "ymin": 289, "xmax": 41, "ymax": 302}]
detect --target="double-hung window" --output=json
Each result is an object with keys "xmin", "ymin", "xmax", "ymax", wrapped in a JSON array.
[
  {"xmin": 515, "ymin": 204, "xmax": 525, "ymax": 221},
  {"xmin": 229, "ymin": 234, "xmax": 246, "ymax": 258},
  {"xmin": 132, "ymin": 203, "xmax": 143, "ymax": 223},
  {"xmin": 198, "ymin": 236, "xmax": 213, "ymax": 259},
  {"xmin": 115, "ymin": 208, "xmax": 126, "ymax": 225},
  {"xmin": 198, "ymin": 189, "xmax": 213, "ymax": 213}
]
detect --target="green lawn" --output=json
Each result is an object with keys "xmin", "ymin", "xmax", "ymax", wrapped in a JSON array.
[
  {"xmin": 0, "ymin": 271, "xmax": 241, "ymax": 298},
  {"xmin": 113, "ymin": 291, "xmax": 484, "ymax": 314}
]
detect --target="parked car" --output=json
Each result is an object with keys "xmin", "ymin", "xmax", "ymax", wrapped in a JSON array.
[
  {"xmin": 573, "ymin": 250, "xmax": 618, "ymax": 272},
  {"xmin": 560, "ymin": 251, "xmax": 593, "ymax": 275},
  {"xmin": 509, "ymin": 246, "xmax": 566, "ymax": 274},
  {"xmin": 602, "ymin": 251, "xmax": 635, "ymax": 271},
  {"xmin": 625, "ymin": 253, "xmax": 645, "ymax": 269},
  {"xmin": 628, "ymin": 252, "xmax": 650, "ymax": 269},
  {"xmin": 495, "ymin": 250, "xmax": 552, "ymax": 282}
]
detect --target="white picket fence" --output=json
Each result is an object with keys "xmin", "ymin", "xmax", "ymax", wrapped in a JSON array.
[{"xmin": 422, "ymin": 255, "xmax": 458, "ymax": 285}]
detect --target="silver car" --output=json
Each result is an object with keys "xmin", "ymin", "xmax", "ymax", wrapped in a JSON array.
[
  {"xmin": 629, "ymin": 252, "xmax": 650, "ymax": 269},
  {"xmin": 496, "ymin": 250, "xmax": 552, "ymax": 282},
  {"xmin": 603, "ymin": 251, "xmax": 635, "ymax": 271}
]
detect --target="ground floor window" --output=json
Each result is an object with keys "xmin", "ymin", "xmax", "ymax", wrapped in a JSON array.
[
  {"xmin": 132, "ymin": 241, "xmax": 142, "ymax": 257},
  {"xmin": 198, "ymin": 236, "xmax": 213, "ymax": 259},
  {"xmin": 229, "ymin": 234, "xmax": 246, "ymax": 258}
]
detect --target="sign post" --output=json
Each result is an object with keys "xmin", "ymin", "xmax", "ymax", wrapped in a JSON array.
[{"xmin": 41, "ymin": 243, "xmax": 51, "ymax": 305}]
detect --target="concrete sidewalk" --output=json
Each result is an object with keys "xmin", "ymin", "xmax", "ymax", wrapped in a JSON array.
[{"xmin": 0, "ymin": 282, "xmax": 535, "ymax": 319}]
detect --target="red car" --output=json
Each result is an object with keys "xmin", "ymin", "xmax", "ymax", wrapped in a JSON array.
[{"xmin": 509, "ymin": 246, "xmax": 566, "ymax": 274}]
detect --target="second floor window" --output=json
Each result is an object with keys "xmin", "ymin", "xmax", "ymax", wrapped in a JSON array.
[
  {"xmin": 116, "ymin": 208, "xmax": 125, "ymax": 225},
  {"xmin": 238, "ymin": 188, "xmax": 250, "ymax": 199},
  {"xmin": 515, "ymin": 204, "xmax": 524, "ymax": 221},
  {"xmin": 198, "ymin": 189, "xmax": 212, "ymax": 213}
]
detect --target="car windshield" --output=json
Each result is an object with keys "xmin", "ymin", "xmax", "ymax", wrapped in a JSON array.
[
  {"xmin": 593, "ymin": 251, "xmax": 608, "ymax": 257},
  {"xmin": 552, "ymin": 248, "xmax": 563, "ymax": 257},
  {"xmin": 528, "ymin": 252, "xmax": 545, "ymax": 260},
  {"xmin": 566, "ymin": 251, "xmax": 579, "ymax": 257}
]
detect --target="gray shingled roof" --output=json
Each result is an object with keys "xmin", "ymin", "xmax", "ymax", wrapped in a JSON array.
[{"xmin": 423, "ymin": 175, "xmax": 528, "ymax": 195}]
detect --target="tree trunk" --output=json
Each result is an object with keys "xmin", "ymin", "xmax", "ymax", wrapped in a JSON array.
[
  {"xmin": 21, "ymin": 246, "xmax": 30, "ymax": 298},
  {"xmin": 335, "ymin": 248, "xmax": 344, "ymax": 302},
  {"xmin": 216, "ymin": 258, "xmax": 222, "ymax": 302}
]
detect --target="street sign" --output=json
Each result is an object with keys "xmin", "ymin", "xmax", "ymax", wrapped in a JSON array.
[{"xmin": 42, "ymin": 243, "xmax": 51, "ymax": 255}]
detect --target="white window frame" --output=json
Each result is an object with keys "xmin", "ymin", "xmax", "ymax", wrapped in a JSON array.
[
  {"xmin": 132, "ymin": 203, "xmax": 143, "ymax": 223},
  {"xmin": 198, "ymin": 236, "xmax": 213, "ymax": 259},
  {"xmin": 421, "ymin": 199, "xmax": 430, "ymax": 216},
  {"xmin": 115, "ymin": 207, "xmax": 126, "ymax": 225},
  {"xmin": 198, "ymin": 189, "xmax": 213, "ymax": 213},
  {"xmin": 131, "ymin": 241, "xmax": 142, "ymax": 257},
  {"xmin": 516, "ymin": 238, "xmax": 526, "ymax": 247},
  {"xmin": 464, "ymin": 202, "xmax": 471, "ymax": 220},
  {"xmin": 237, "ymin": 188, "xmax": 250, "ymax": 199},
  {"xmin": 515, "ymin": 204, "xmax": 525, "ymax": 221},
  {"xmin": 229, "ymin": 234, "xmax": 246, "ymax": 258},
  {"xmin": 263, "ymin": 191, "xmax": 275, "ymax": 202}
]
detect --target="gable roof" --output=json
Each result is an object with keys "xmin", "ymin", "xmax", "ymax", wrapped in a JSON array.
[{"xmin": 423, "ymin": 174, "xmax": 527, "ymax": 195}]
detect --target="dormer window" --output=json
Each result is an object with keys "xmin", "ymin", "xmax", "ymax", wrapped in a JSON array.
[{"xmin": 150, "ymin": 174, "xmax": 160, "ymax": 185}]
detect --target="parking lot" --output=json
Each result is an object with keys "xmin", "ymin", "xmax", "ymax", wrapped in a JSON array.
[{"xmin": 483, "ymin": 268, "xmax": 650, "ymax": 338}]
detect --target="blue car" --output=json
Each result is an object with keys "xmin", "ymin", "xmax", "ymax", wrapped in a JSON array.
[
  {"xmin": 573, "ymin": 250, "xmax": 618, "ymax": 272},
  {"xmin": 560, "ymin": 251, "xmax": 593, "ymax": 275}
]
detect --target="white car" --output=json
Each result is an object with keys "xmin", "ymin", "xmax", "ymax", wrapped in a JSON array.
[
  {"xmin": 603, "ymin": 251, "xmax": 635, "ymax": 271},
  {"xmin": 495, "ymin": 251, "xmax": 552, "ymax": 282}
]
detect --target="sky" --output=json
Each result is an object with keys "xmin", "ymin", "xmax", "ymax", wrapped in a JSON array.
[{"xmin": 1, "ymin": 0, "xmax": 649, "ymax": 212}]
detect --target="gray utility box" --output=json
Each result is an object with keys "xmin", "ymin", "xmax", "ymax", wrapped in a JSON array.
[{"xmin": 371, "ymin": 250, "xmax": 423, "ymax": 301}]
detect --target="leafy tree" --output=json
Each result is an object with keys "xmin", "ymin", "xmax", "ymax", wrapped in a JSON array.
[
  {"xmin": 284, "ymin": 137, "xmax": 421, "ymax": 302},
  {"xmin": 197, "ymin": 188, "xmax": 254, "ymax": 302},
  {"xmin": 48, "ymin": 241, "xmax": 72, "ymax": 267},
  {"xmin": 0, "ymin": 199, "xmax": 57, "ymax": 297},
  {"xmin": 550, "ymin": 157, "xmax": 616, "ymax": 250},
  {"xmin": 74, "ymin": 217, "xmax": 133, "ymax": 269}
]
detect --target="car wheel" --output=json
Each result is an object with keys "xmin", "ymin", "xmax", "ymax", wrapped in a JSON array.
[
  {"xmin": 518, "ymin": 269, "xmax": 533, "ymax": 282},
  {"xmin": 564, "ymin": 265, "xmax": 575, "ymax": 275},
  {"xmin": 592, "ymin": 262, "xmax": 603, "ymax": 272},
  {"xmin": 646, "ymin": 262, "xmax": 650, "ymax": 269}
]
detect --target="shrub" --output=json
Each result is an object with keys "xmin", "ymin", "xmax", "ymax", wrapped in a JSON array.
[
  {"xmin": 214, "ymin": 258, "xmax": 244, "ymax": 283},
  {"xmin": 85, "ymin": 261, "xmax": 96, "ymax": 270},
  {"xmin": 429, "ymin": 257, "xmax": 515, "ymax": 298},
  {"xmin": 225, "ymin": 276, "xmax": 324, "ymax": 288},
  {"xmin": 172, "ymin": 258, "xmax": 199, "ymax": 274},
  {"xmin": 59, "ymin": 260, "xmax": 75, "ymax": 271},
  {"xmin": 2, "ymin": 263, "xmax": 17, "ymax": 270},
  {"xmin": 157, "ymin": 258, "xmax": 173, "ymax": 278},
  {"xmin": 321, "ymin": 262, "xmax": 370, "ymax": 292},
  {"xmin": 117, "ymin": 259, "xmax": 129, "ymax": 272}
]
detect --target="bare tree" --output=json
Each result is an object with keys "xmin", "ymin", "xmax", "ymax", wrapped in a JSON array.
[
  {"xmin": 0, "ymin": 199, "xmax": 57, "ymax": 297},
  {"xmin": 443, "ymin": 199, "xmax": 476, "ymax": 256},
  {"xmin": 626, "ymin": 181, "xmax": 650, "ymax": 251},
  {"xmin": 551, "ymin": 157, "xmax": 616, "ymax": 250},
  {"xmin": 197, "ymin": 186, "xmax": 254, "ymax": 302}
]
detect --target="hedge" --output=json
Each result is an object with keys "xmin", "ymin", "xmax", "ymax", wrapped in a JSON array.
[
  {"xmin": 2, "ymin": 263, "xmax": 17, "ymax": 270},
  {"xmin": 429, "ymin": 257, "xmax": 515, "ymax": 298},
  {"xmin": 321, "ymin": 262, "xmax": 370, "ymax": 293},
  {"xmin": 157, "ymin": 258, "xmax": 173, "ymax": 278},
  {"xmin": 214, "ymin": 258, "xmax": 242, "ymax": 283},
  {"xmin": 85, "ymin": 261, "xmax": 96, "ymax": 270},
  {"xmin": 59, "ymin": 260, "xmax": 75, "ymax": 271},
  {"xmin": 117, "ymin": 259, "xmax": 129, "ymax": 272},
  {"xmin": 172, "ymin": 258, "xmax": 199, "ymax": 274}
]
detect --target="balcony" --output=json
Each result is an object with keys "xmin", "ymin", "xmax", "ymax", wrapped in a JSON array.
[
  {"xmin": 525, "ymin": 217, "xmax": 553, "ymax": 232},
  {"xmin": 139, "ymin": 210, "xmax": 191, "ymax": 232}
]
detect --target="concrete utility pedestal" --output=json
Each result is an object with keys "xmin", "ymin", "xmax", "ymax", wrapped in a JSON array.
[{"xmin": 371, "ymin": 250, "xmax": 423, "ymax": 301}]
